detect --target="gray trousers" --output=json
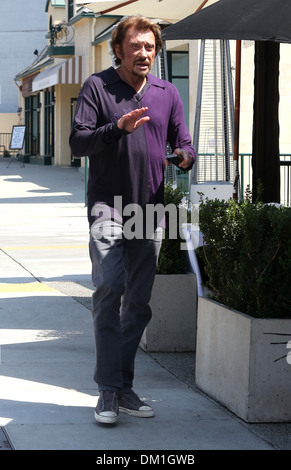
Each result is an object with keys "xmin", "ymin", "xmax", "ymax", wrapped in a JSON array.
[{"xmin": 89, "ymin": 218, "xmax": 162, "ymax": 394}]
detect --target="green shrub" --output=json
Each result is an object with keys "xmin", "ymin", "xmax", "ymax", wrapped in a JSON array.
[
  {"xmin": 198, "ymin": 195, "xmax": 291, "ymax": 318},
  {"xmin": 156, "ymin": 183, "xmax": 189, "ymax": 274}
]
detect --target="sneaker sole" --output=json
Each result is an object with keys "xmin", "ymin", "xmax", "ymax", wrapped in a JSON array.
[
  {"xmin": 94, "ymin": 411, "xmax": 118, "ymax": 424},
  {"xmin": 119, "ymin": 406, "xmax": 154, "ymax": 418}
]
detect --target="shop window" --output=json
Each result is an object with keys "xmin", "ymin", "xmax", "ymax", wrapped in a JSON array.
[
  {"xmin": 167, "ymin": 51, "xmax": 189, "ymax": 128},
  {"xmin": 24, "ymin": 95, "xmax": 40, "ymax": 155},
  {"xmin": 44, "ymin": 91, "xmax": 55, "ymax": 157}
]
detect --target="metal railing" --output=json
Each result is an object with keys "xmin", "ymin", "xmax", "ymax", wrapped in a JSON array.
[
  {"xmin": 0, "ymin": 133, "xmax": 12, "ymax": 155},
  {"xmin": 193, "ymin": 152, "xmax": 290, "ymax": 206},
  {"xmin": 280, "ymin": 159, "xmax": 291, "ymax": 207},
  {"xmin": 240, "ymin": 153, "xmax": 291, "ymax": 206}
]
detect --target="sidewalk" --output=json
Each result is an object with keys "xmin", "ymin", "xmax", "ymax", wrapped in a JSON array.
[{"xmin": 0, "ymin": 160, "xmax": 289, "ymax": 451}]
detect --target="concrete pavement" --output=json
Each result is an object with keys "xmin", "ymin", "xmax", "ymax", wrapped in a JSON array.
[{"xmin": 0, "ymin": 160, "xmax": 289, "ymax": 452}]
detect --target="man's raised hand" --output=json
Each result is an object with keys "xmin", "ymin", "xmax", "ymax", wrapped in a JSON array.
[{"xmin": 117, "ymin": 107, "xmax": 150, "ymax": 133}]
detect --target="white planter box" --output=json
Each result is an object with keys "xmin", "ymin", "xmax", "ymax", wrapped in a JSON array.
[
  {"xmin": 196, "ymin": 296, "xmax": 291, "ymax": 423},
  {"xmin": 140, "ymin": 273, "xmax": 197, "ymax": 352}
]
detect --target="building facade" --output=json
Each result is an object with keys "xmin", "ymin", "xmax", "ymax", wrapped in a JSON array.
[
  {"xmin": 14, "ymin": 0, "xmax": 199, "ymax": 169},
  {"xmin": 13, "ymin": 1, "xmax": 291, "ymax": 204},
  {"xmin": 0, "ymin": 0, "xmax": 47, "ymax": 140}
]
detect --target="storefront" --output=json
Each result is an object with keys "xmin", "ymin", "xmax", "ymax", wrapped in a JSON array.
[
  {"xmin": 15, "ymin": 53, "xmax": 84, "ymax": 166},
  {"xmin": 30, "ymin": 55, "xmax": 84, "ymax": 166}
]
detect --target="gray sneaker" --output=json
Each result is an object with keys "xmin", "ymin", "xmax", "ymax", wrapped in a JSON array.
[
  {"xmin": 95, "ymin": 390, "xmax": 119, "ymax": 424},
  {"xmin": 119, "ymin": 390, "xmax": 154, "ymax": 417}
]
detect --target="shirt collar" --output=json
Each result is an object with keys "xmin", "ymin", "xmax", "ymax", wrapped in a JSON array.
[{"xmin": 147, "ymin": 73, "xmax": 166, "ymax": 89}]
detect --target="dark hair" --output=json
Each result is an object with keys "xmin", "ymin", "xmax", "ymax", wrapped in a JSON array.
[{"xmin": 110, "ymin": 15, "xmax": 163, "ymax": 66}]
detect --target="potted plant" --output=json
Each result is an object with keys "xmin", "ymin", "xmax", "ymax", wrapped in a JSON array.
[
  {"xmin": 195, "ymin": 191, "xmax": 291, "ymax": 422},
  {"xmin": 140, "ymin": 183, "xmax": 197, "ymax": 352}
]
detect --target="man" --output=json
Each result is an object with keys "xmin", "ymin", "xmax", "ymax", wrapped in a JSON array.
[{"xmin": 69, "ymin": 15, "xmax": 195, "ymax": 425}]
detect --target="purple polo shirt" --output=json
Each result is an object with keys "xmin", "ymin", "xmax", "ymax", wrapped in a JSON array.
[{"xmin": 69, "ymin": 66, "xmax": 196, "ymax": 225}]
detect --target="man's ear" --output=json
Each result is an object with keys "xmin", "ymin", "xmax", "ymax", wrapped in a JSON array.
[{"xmin": 115, "ymin": 44, "xmax": 123, "ymax": 60}]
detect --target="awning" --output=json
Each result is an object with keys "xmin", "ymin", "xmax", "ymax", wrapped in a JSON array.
[
  {"xmin": 76, "ymin": 0, "xmax": 218, "ymax": 22},
  {"xmin": 22, "ymin": 72, "xmax": 40, "ymax": 97},
  {"xmin": 32, "ymin": 56, "xmax": 84, "ymax": 92}
]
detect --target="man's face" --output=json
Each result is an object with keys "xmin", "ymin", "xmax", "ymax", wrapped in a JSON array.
[{"xmin": 115, "ymin": 27, "xmax": 156, "ymax": 79}]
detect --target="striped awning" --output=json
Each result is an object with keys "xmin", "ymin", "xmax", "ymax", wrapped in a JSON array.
[{"xmin": 32, "ymin": 56, "xmax": 84, "ymax": 92}]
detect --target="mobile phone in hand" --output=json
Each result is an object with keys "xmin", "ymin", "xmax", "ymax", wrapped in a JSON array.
[{"xmin": 166, "ymin": 153, "xmax": 184, "ymax": 169}]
